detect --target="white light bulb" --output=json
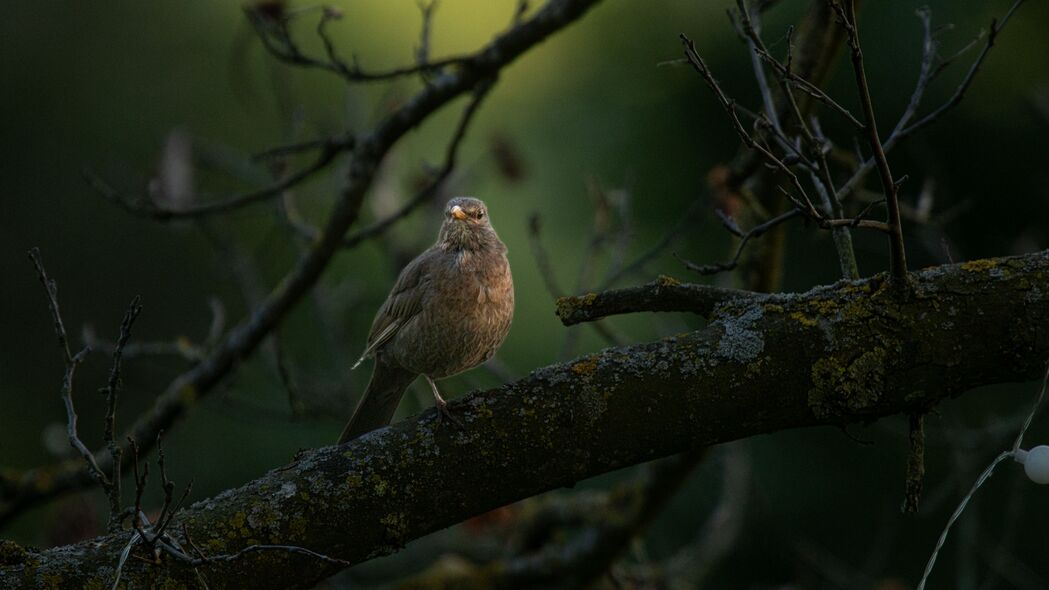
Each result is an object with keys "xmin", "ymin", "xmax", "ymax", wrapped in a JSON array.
[{"xmin": 1018, "ymin": 445, "xmax": 1049, "ymax": 485}]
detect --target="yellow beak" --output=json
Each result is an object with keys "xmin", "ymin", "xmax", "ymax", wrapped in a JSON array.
[{"xmin": 451, "ymin": 205, "xmax": 468, "ymax": 220}]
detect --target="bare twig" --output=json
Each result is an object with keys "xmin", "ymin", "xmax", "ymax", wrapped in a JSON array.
[
  {"xmin": 679, "ymin": 34, "xmax": 821, "ymax": 220},
  {"xmin": 247, "ymin": 4, "xmax": 469, "ymax": 84},
  {"xmin": 733, "ymin": 1, "xmax": 858, "ymax": 278},
  {"xmin": 252, "ymin": 132, "xmax": 355, "ymax": 161},
  {"xmin": 82, "ymin": 298, "xmax": 221, "ymax": 364},
  {"xmin": 729, "ymin": 8, "xmax": 863, "ymax": 129},
  {"xmin": 286, "ymin": 81, "xmax": 495, "ymax": 248},
  {"xmin": 100, "ymin": 296, "xmax": 143, "ymax": 531},
  {"xmin": 511, "ymin": 0, "xmax": 530, "ymax": 27},
  {"xmin": 902, "ymin": 0, "xmax": 1025, "ymax": 138},
  {"xmin": 85, "ymin": 137, "xmax": 350, "ymax": 220},
  {"xmin": 676, "ymin": 208, "xmax": 801, "ymax": 276},
  {"xmin": 597, "ymin": 195, "xmax": 705, "ymax": 290},
  {"xmin": 555, "ymin": 277, "xmax": 763, "ymax": 326},
  {"xmin": 27, "ymin": 248, "xmax": 112, "ymax": 498},
  {"xmin": 835, "ymin": 0, "xmax": 1025, "ymax": 203},
  {"xmin": 527, "ymin": 213, "xmax": 566, "ymax": 299},
  {"xmin": 831, "ymin": 0, "xmax": 908, "ymax": 280},
  {"xmin": 903, "ymin": 412, "xmax": 926, "ymax": 513},
  {"xmin": 415, "ymin": 1, "xmax": 438, "ymax": 68},
  {"xmin": 180, "ymin": 542, "xmax": 352, "ymax": 568}
]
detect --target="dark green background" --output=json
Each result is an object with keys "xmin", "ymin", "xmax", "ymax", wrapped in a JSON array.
[{"xmin": 2, "ymin": 1, "xmax": 1048, "ymax": 587}]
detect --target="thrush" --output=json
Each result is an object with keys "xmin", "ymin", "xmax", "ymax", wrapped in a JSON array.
[{"xmin": 336, "ymin": 197, "xmax": 515, "ymax": 444}]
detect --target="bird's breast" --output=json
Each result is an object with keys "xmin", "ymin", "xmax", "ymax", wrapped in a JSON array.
[{"xmin": 390, "ymin": 251, "xmax": 513, "ymax": 378}]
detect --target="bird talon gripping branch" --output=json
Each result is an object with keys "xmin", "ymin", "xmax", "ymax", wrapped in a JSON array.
[{"xmin": 337, "ymin": 197, "xmax": 514, "ymax": 444}]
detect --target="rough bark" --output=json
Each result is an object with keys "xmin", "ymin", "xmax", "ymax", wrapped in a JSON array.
[{"xmin": 2, "ymin": 251, "xmax": 1048, "ymax": 589}]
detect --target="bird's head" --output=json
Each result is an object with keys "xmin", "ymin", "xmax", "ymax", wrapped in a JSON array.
[
  {"xmin": 438, "ymin": 197, "xmax": 502, "ymax": 251},
  {"xmin": 445, "ymin": 197, "xmax": 489, "ymax": 225}
]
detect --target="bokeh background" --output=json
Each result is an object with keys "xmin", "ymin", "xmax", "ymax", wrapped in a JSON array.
[{"xmin": 2, "ymin": 1, "xmax": 1048, "ymax": 587}]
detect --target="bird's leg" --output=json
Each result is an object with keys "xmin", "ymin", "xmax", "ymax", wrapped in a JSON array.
[{"xmin": 425, "ymin": 375, "xmax": 462, "ymax": 428}]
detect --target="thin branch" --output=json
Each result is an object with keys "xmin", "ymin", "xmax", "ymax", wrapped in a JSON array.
[
  {"xmin": 100, "ymin": 296, "xmax": 143, "ymax": 531},
  {"xmin": 902, "ymin": 0, "xmax": 1025, "ymax": 137},
  {"xmin": 734, "ymin": 1, "xmax": 858, "ymax": 279},
  {"xmin": 831, "ymin": 0, "xmax": 908, "ymax": 280},
  {"xmin": 286, "ymin": 81, "xmax": 495, "ymax": 248},
  {"xmin": 415, "ymin": 1, "xmax": 438, "ymax": 68},
  {"xmin": 27, "ymin": 249, "xmax": 109, "ymax": 491},
  {"xmin": 679, "ymin": 34, "xmax": 821, "ymax": 220},
  {"xmin": 83, "ymin": 298, "xmax": 222, "ymax": 363},
  {"xmin": 186, "ymin": 543, "xmax": 352, "ymax": 568},
  {"xmin": 85, "ymin": 137, "xmax": 350, "ymax": 220},
  {"xmin": 527, "ymin": 213, "xmax": 566, "ymax": 299},
  {"xmin": 252, "ymin": 132, "xmax": 354, "ymax": 161},
  {"xmin": 340, "ymin": 80, "xmax": 493, "ymax": 248},
  {"xmin": 903, "ymin": 412, "xmax": 926, "ymax": 513},
  {"xmin": 731, "ymin": 7, "xmax": 863, "ymax": 129},
  {"xmin": 555, "ymin": 278, "xmax": 763, "ymax": 326},
  {"xmin": 247, "ymin": 5, "xmax": 470, "ymax": 84},
  {"xmin": 835, "ymin": 0, "xmax": 1024, "ymax": 203},
  {"xmin": 677, "ymin": 208, "xmax": 801, "ymax": 276},
  {"xmin": 596, "ymin": 195, "xmax": 705, "ymax": 290}
]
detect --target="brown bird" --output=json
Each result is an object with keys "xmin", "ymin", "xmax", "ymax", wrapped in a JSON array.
[{"xmin": 336, "ymin": 197, "xmax": 514, "ymax": 444}]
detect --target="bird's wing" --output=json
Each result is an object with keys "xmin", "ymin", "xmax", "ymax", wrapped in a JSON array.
[{"xmin": 351, "ymin": 248, "xmax": 439, "ymax": 369}]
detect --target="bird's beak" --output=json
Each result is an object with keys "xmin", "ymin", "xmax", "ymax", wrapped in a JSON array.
[{"xmin": 450, "ymin": 205, "xmax": 467, "ymax": 220}]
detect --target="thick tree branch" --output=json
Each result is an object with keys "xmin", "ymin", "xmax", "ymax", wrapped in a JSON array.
[
  {"xmin": 5, "ymin": 250, "xmax": 1048, "ymax": 589},
  {"xmin": 0, "ymin": 0, "xmax": 607, "ymax": 528}
]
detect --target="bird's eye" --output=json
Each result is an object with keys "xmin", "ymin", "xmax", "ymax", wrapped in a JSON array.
[{"xmin": 475, "ymin": 210, "xmax": 485, "ymax": 219}]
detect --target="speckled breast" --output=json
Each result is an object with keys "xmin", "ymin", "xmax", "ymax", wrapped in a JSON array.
[{"xmin": 387, "ymin": 251, "xmax": 513, "ymax": 378}]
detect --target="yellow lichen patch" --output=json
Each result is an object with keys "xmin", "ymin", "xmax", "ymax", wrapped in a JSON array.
[
  {"xmin": 226, "ymin": 511, "xmax": 251, "ymax": 539},
  {"xmin": 555, "ymin": 292, "xmax": 599, "ymax": 320},
  {"xmin": 961, "ymin": 258, "xmax": 999, "ymax": 273},
  {"xmin": 345, "ymin": 474, "xmax": 363, "ymax": 488},
  {"xmin": 0, "ymin": 539, "xmax": 28, "ymax": 566},
  {"xmin": 370, "ymin": 474, "xmax": 390, "ymax": 496},
  {"xmin": 289, "ymin": 516, "xmax": 308, "ymax": 538},
  {"xmin": 810, "ymin": 298, "xmax": 838, "ymax": 315},
  {"xmin": 790, "ymin": 311, "xmax": 818, "ymax": 327},
  {"xmin": 841, "ymin": 281, "xmax": 873, "ymax": 295},
  {"xmin": 380, "ymin": 513, "xmax": 408, "ymax": 540},
  {"xmin": 763, "ymin": 303, "xmax": 784, "ymax": 314},
  {"xmin": 808, "ymin": 348, "xmax": 887, "ymax": 420},
  {"xmin": 656, "ymin": 274, "xmax": 680, "ymax": 287},
  {"xmin": 571, "ymin": 356, "xmax": 599, "ymax": 376}
]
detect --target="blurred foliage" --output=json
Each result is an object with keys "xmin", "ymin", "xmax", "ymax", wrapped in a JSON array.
[{"xmin": 1, "ymin": 1, "xmax": 1048, "ymax": 588}]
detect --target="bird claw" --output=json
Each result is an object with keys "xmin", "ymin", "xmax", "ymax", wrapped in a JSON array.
[{"xmin": 434, "ymin": 399, "xmax": 463, "ymax": 430}]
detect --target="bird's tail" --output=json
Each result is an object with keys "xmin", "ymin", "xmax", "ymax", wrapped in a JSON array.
[{"xmin": 336, "ymin": 361, "xmax": 417, "ymax": 444}]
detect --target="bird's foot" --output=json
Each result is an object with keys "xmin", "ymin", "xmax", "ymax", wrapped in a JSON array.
[{"xmin": 434, "ymin": 398, "xmax": 463, "ymax": 430}]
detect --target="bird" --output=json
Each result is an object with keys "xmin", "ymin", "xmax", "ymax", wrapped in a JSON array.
[{"xmin": 336, "ymin": 196, "xmax": 514, "ymax": 444}]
